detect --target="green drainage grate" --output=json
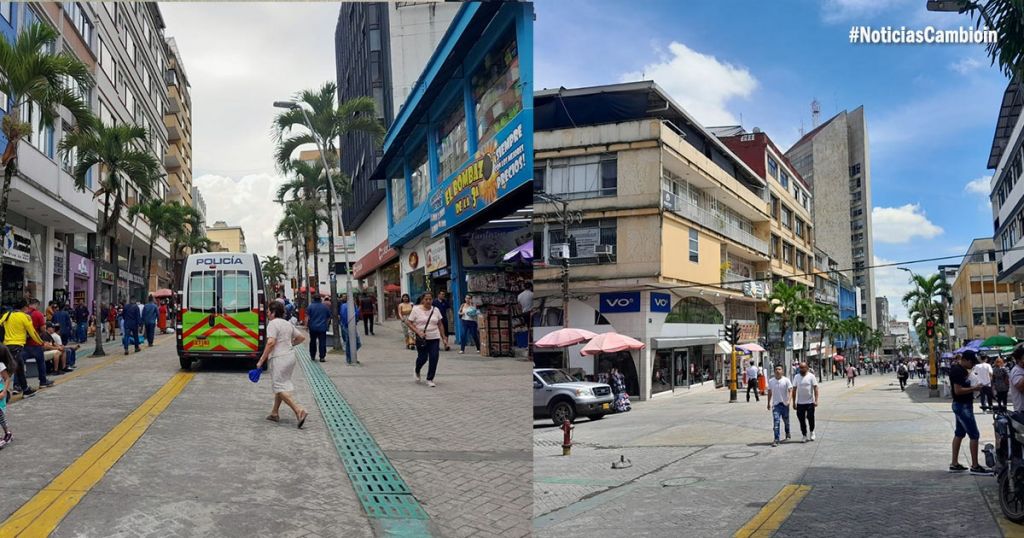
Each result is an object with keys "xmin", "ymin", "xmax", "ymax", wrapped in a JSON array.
[{"xmin": 296, "ymin": 348, "xmax": 432, "ymax": 533}]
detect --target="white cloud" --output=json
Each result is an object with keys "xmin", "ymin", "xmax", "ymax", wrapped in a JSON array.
[
  {"xmin": 951, "ymin": 56, "xmax": 983, "ymax": 75},
  {"xmin": 160, "ymin": 4, "xmax": 337, "ymax": 255},
  {"xmin": 195, "ymin": 173, "xmax": 286, "ymax": 257},
  {"xmin": 872, "ymin": 255, "xmax": 914, "ymax": 321},
  {"xmin": 872, "ymin": 204, "xmax": 944, "ymax": 244},
  {"xmin": 820, "ymin": 0, "xmax": 917, "ymax": 23},
  {"xmin": 964, "ymin": 175, "xmax": 992, "ymax": 195},
  {"xmin": 621, "ymin": 41, "xmax": 757, "ymax": 126}
]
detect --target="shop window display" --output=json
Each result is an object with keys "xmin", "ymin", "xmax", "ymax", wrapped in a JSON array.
[
  {"xmin": 472, "ymin": 28, "xmax": 521, "ymax": 146},
  {"xmin": 437, "ymin": 97, "xmax": 468, "ymax": 182},
  {"xmin": 594, "ymin": 351, "xmax": 640, "ymax": 398}
]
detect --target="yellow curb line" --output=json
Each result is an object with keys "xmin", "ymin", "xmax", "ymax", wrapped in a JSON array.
[
  {"xmin": 0, "ymin": 371, "xmax": 194, "ymax": 537},
  {"xmin": 734, "ymin": 484, "xmax": 811, "ymax": 538}
]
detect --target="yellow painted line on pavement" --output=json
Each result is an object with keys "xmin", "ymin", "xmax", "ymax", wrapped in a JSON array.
[
  {"xmin": 734, "ymin": 484, "xmax": 811, "ymax": 538},
  {"xmin": 0, "ymin": 371, "xmax": 194, "ymax": 537}
]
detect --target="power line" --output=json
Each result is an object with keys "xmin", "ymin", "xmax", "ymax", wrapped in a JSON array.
[{"xmin": 533, "ymin": 243, "xmax": 1023, "ymax": 299}]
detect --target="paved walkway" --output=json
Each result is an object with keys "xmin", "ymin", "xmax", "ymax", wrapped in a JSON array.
[
  {"xmin": 320, "ymin": 320, "xmax": 532, "ymax": 538},
  {"xmin": 534, "ymin": 372, "xmax": 1015, "ymax": 537}
]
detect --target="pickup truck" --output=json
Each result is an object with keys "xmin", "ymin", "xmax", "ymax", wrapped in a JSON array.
[{"xmin": 533, "ymin": 368, "xmax": 614, "ymax": 425}]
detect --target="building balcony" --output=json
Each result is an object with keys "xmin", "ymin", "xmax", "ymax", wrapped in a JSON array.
[
  {"xmin": 662, "ymin": 189, "xmax": 769, "ymax": 255},
  {"xmin": 165, "ymin": 145, "xmax": 183, "ymax": 170}
]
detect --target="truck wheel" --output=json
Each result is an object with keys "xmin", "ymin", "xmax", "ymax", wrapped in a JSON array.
[
  {"xmin": 179, "ymin": 355, "xmax": 191, "ymax": 370},
  {"xmin": 549, "ymin": 400, "xmax": 575, "ymax": 426}
]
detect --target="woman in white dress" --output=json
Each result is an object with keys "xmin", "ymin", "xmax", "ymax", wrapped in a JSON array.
[{"xmin": 256, "ymin": 300, "xmax": 309, "ymax": 428}]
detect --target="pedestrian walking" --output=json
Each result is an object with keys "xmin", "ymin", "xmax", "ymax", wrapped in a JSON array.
[
  {"xmin": 305, "ymin": 295, "xmax": 330, "ymax": 363},
  {"xmin": 0, "ymin": 345, "xmax": 13, "ymax": 447},
  {"xmin": 948, "ymin": 350, "xmax": 992, "ymax": 475},
  {"xmin": 122, "ymin": 298, "xmax": 141, "ymax": 355},
  {"xmin": 767, "ymin": 366, "xmax": 793, "ymax": 447},
  {"xmin": 431, "ymin": 291, "xmax": 450, "ymax": 349},
  {"xmin": 791, "ymin": 362, "xmax": 819, "ymax": 442},
  {"xmin": 397, "ymin": 294, "xmax": 415, "ymax": 350},
  {"xmin": 256, "ymin": 300, "xmax": 309, "ymax": 429},
  {"xmin": 994, "ymin": 356, "xmax": 1011, "ymax": 408},
  {"xmin": 897, "ymin": 361, "xmax": 909, "ymax": 391},
  {"xmin": 973, "ymin": 356, "xmax": 995, "ymax": 412},
  {"xmin": 158, "ymin": 301, "xmax": 168, "ymax": 334},
  {"xmin": 141, "ymin": 296, "xmax": 159, "ymax": 347},
  {"xmin": 457, "ymin": 293, "xmax": 480, "ymax": 354},
  {"xmin": 1009, "ymin": 347, "xmax": 1024, "ymax": 412},
  {"xmin": 745, "ymin": 361, "xmax": 759, "ymax": 402},
  {"xmin": 338, "ymin": 294, "xmax": 361, "ymax": 365},
  {"xmin": 846, "ymin": 364, "xmax": 857, "ymax": 387},
  {"xmin": 407, "ymin": 292, "xmax": 446, "ymax": 388},
  {"xmin": 107, "ymin": 304, "xmax": 117, "ymax": 341},
  {"xmin": 359, "ymin": 293, "xmax": 375, "ymax": 336}
]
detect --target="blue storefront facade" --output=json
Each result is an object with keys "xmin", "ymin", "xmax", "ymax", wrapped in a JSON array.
[{"xmin": 373, "ymin": 2, "xmax": 533, "ymax": 354}]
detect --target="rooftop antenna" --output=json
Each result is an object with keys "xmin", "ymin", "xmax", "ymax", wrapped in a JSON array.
[
  {"xmin": 811, "ymin": 99, "xmax": 821, "ymax": 128},
  {"xmin": 799, "ymin": 119, "xmax": 805, "ymax": 138}
]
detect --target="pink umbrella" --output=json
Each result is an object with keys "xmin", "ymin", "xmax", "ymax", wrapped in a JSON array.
[
  {"xmin": 535, "ymin": 328, "xmax": 598, "ymax": 348},
  {"xmin": 580, "ymin": 332, "xmax": 646, "ymax": 356}
]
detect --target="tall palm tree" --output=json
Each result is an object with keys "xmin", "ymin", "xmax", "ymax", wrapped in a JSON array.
[
  {"xmin": 275, "ymin": 160, "xmax": 345, "ymax": 295},
  {"xmin": 261, "ymin": 256, "xmax": 286, "ymax": 296},
  {"xmin": 958, "ymin": 1, "xmax": 1023, "ymax": 80},
  {"xmin": 0, "ymin": 22, "xmax": 93, "ymax": 287},
  {"xmin": 273, "ymin": 82, "xmax": 384, "ymax": 345},
  {"xmin": 61, "ymin": 123, "xmax": 160, "ymax": 357},
  {"xmin": 903, "ymin": 272, "xmax": 952, "ymax": 354},
  {"xmin": 805, "ymin": 303, "xmax": 839, "ymax": 378},
  {"xmin": 768, "ymin": 281, "xmax": 810, "ymax": 362},
  {"xmin": 281, "ymin": 201, "xmax": 321, "ymax": 306},
  {"xmin": 169, "ymin": 208, "xmax": 210, "ymax": 289},
  {"xmin": 130, "ymin": 200, "xmax": 193, "ymax": 297}
]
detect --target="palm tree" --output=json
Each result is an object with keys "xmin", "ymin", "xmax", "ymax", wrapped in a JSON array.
[
  {"xmin": 273, "ymin": 82, "xmax": 385, "ymax": 346},
  {"xmin": 61, "ymin": 123, "xmax": 160, "ymax": 357},
  {"xmin": 958, "ymin": 1, "xmax": 1023, "ymax": 80},
  {"xmin": 903, "ymin": 272, "xmax": 952, "ymax": 354},
  {"xmin": 768, "ymin": 281, "xmax": 810, "ymax": 362},
  {"xmin": 806, "ymin": 303, "xmax": 839, "ymax": 379},
  {"xmin": 0, "ymin": 22, "xmax": 93, "ymax": 288},
  {"xmin": 130, "ymin": 200, "xmax": 193, "ymax": 297},
  {"xmin": 169, "ymin": 208, "xmax": 210, "ymax": 289},
  {"xmin": 281, "ymin": 201, "xmax": 321, "ymax": 306},
  {"xmin": 261, "ymin": 256, "xmax": 286, "ymax": 296}
]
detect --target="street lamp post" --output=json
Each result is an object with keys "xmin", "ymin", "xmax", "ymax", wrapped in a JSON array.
[
  {"xmin": 900, "ymin": 267, "xmax": 939, "ymax": 397},
  {"xmin": 536, "ymin": 192, "xmax": 581, "ymax": 369},
  {"xmin": 275, "ymin": 100, "xmax": 358, "ymax": 363}
]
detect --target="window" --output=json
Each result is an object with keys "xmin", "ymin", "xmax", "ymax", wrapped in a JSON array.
[
  {"xmin": 665, "ymin": 297, "xmax": 723, "ymax": 324},
  {"xmin": 0, "ymin": 2, "xmax": 11, "ymax": 22},
  {"xmin": 61, "ymin": 123, "xmax": 77, "ymax": 173},
  {"xmin": 853, "ymin": 246, "xmax": 865, "ymax": 258},
  {"xmin": 126, "ymin": 36, "xmax": 136, "ymax": 62},
  {"xmin": 851, "ymin": 219, "xmax": 864, "ymax": 231},
  {"xmin": 850, "ymin": 177, "xmax": 861, "ymax": 191},
  {"xmin": 779, "ymin": 170, "xmax": 789, "ymax": 189},
  {"xmin": 770, "ymin": 194, "xmax": 779, "ymax": 219},
  {"xmin": 851, "ymin": 191, "xmax": 862, "ymax": 203},
  {"xmin": 372, "ymin": 86, "xmax": 384, "ymax": 120},
  {"xmin": 767, "ymin": 156, "xmax": 779, "ymax": 178},
  {"xmin": 390, "ymin": 175, "xmax": 407, "ymax": 224},
  {"xmin": 221, "ymin": 271, "xmax": 252, "ymax": 311},
  {"xmin": 780, "ymin": 205, "xmax": 792, "ymax": 228},
  {"xmin": 65, "ymin": 3, "xmax": 93, "ymax": 47},
  {"xmin": 771, "ymin": 234, "xmax": 780, "ymax": 258},
  {"xmin": 688, "ymin": 229, "xmax": 699, "ymax": 262},
  {"xmin": 548, "ymin": 218, "xmax": 617, "ymax": 264},
  {"xmin": 852, "ymin": 232, "xmax": 864, "ymax": 243},
  {"xmin": 409, "ymin": 146, "xmax": 430, "ymax": 207},
  {"xmin": 369, "ymin": 28, "xmax": 381, "ymax": 52},
  {"xmin": 437, "ymin": 98, "xmax": 468, "ymax": 182},
  {"xmin": 0, "ymin": 74, "xmax": 7, "ymax": 112},
  {"xmin": 796, "ymin": 251, "xmax": 806, "ymax": 270},
  {"xmin": 99, "ymin": 39, "xmax": 113, "ymax": 80},
  {"xmin": 850, "ymin": 163, "xmax": 862, "ymax": 177},
  {"xmin": 782, "ymin": 242, "xmax": 793, "ymax": 264},
  {"xmin": 851, "ymin": 207, "xmax": 863, "ymax": 218},
  {"xmin": 795, "ymin": 218, "xmax": 804, "ymax": 239},
  {"xmin": 544, "ymin": 154, "xmax": 617, "ymax": 198},
  {"xmin": 472, "ymin": 28, "xmax": 520, "ymax": 145},
  {"xmin": 188, "ymin": 272, "xmax": 216, "ymax": 312}
]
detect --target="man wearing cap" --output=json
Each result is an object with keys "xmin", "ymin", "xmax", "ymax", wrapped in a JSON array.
[{"xmin": 949, "ymin": 350, "xmax": 992, "ymax": 475}]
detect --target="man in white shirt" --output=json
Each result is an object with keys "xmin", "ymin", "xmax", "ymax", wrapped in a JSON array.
[
  {"xmin": 973, "ymin": 356, "xmax": 995, "ymax": 412},
  {"xmin": 791, "ymin": 362, "xmax": 819, "ymax": 443},
  {"xmin": 767, "ymin": 365, "xmax": 793, "ymax": 447},
  {"xmin": 745, "ymin": 361, "xmax": 760, "ymax": 402},
  {"xmin": 1009, "ymin": 347, "xmax": 1024, "ymax": 412}
]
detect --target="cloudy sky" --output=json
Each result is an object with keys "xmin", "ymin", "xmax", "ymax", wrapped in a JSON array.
[
  {"xmin": 161, "ymin": 2, "xmax": 338, "ymax": 257},
  {"xmin": 536, "ymin": 0, "xmax": 1009, "ymax": 321}
]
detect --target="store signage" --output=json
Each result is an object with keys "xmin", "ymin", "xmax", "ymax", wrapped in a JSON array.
[
  {"xmin": 54, "ymin": 254, "xmax": 65, "ymax": 275},
  {"xmin": 428, "ymin": 113, "xmax": 533, "ymax": 237},
  {"xmin": 2, "ymin": 224, "xmax": 31, "ymax": 263},
  {"xmin": 737, "ymin": 321, "xmax": 759, "ymax": 344},
  {"xmin": 99, "ymin": 269, "xmax": 115, "ymax": 283},
  {"xmin": 425, "ymin": 238, "xmax": 448, "ymax": 273},
  {"xmin": 650, "ymin": 292, "xmax": 672, "ymax": 313},
  {"xmin": 75, "ymin": 257, "xmax": 90, "ymax": 276},
  {"xmin": 743, "ymin": 280, "xmax": 771, "ymax": 299},
  {"xmin": 127, "ymin": 273, "xmax": 144, "ymax": 285},
  {"xmin": 408, "ymin": 251, "xmax": 419, "ymax": 270},
  {"xmin": 431, "ymin": 268, "xmax": 450, "ymax": 279},
  {"xmin": 599, "ymin": 292, "xmax": 641, "ymax": 313},
  {"xmin": 461, "ymin": 227, "xmax": 531, "ymax": 268},
  {"xmin": 353, "ymin": 240, "xmax": 398, "ymax": 280}
]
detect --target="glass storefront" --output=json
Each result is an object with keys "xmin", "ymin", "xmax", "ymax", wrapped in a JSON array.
[
  {"xmin": 651, "ymin": 346, "xmax": 718, "ymax": 395},
  {"xmin": 381, "ymin": 260, "xmax": 400, "ymax": 320},
  {"xmin": 652, "ymin": 351, "xmax": 673, "ymax": 395},
  {"xmin": 472, "ymin": 27, "xmax": 521, "ymax": 145},
  {"xmin": 437, "ymin": 97, "xmax": 468, "ymax": 181}
]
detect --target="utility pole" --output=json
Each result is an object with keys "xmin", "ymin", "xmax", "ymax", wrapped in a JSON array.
[{"xmin": 537, "ymin": 192, "xmax": 581, "ymax": 369}]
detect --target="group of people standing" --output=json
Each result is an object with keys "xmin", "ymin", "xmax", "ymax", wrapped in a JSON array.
[{"xmin": 765, "ymin": 362, "xmax": 820, "ymax": 447}]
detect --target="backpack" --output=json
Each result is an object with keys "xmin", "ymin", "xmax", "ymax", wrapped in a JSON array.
[{"xmin": 898, "ymin": 364, "xmax": 907, "ymax": 375}]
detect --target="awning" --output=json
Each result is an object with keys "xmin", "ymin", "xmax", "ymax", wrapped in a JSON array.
[
  {"xmin": 737, "ymin": 343, "xmax": 766, "ymax": 353},
  {"xmin": 717, "ymin": 341, "xmax": 732, "ymax": 354},
  {"xmin": 651, "ymin": 336, "xmax": 719, "ymax": 350}
]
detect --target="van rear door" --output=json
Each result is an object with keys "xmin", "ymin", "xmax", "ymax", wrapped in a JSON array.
[
  {"xmin": 182, "ymin": 270, "xmax": 217, "ymax": 352},
  {"xmin": 214, "ymin": 269, "xmax": 259, "ymax": 354}
]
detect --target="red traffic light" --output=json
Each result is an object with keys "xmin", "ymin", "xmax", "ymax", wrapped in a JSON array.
[{"xmin": 926, "ymin": 319, "xmax": 935, "ymax": 337}]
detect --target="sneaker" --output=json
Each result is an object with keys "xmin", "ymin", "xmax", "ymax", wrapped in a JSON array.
[
  {"xmin": 810, "ymin": 432, "xmax": 816, "ymax": 441},
  {"xmin": 319, "ymin": 358, "xmax": 325, "ymax": 363},
  {"xmin": 22, "ymin": 388, "xmax": 36, "ymax": 398},
  {"xmin": 785, "ymin": 434, "xmax": 791, "ymax": 440},
  {"xmin": 41, "ymin": 381, "xmax": 54, "ymax": 388},
  {"xmin": 426, "ymin": 381, "xmax": 436, "ymax": 388},
  {"xmin": 949, "ymin": 463, "xmax": 968, "ymax": 472},
  {"xmin": 9, "ymin": 390, "xmax": 18, "ymax": 396},
  {"xmin": 802, "ymin": 436, "xmax": 808, "ymax": 443},
  {"xmin": 415, "ymin": 375, "xmax": 422, "ymax": 383},
  {"xmin": 458, "ymin": 350, "xmax": 464, "ymax": 355},
  {"xmin": 970, "ymin": 466, "xmax": 994, "ymax": 476},
  {"xmin": 771, "ymin": 440, "xmax": 778, "ymax": 447}
]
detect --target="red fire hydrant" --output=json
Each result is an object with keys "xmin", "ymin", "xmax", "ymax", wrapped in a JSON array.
[{"xmin": 561, "ymin": 419, "xmax": 574, "ymax": 456}]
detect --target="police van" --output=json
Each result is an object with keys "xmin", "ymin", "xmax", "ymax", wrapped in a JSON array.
[{"xmin": 176, "ymin": 252, "xmax": 267, "ymax": 369}]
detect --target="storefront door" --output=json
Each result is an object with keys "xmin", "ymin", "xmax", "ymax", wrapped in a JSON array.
[
  {"xmin": 673, "ymin": 349, "xmax": 690, "ymax": 388},
  {"xmin": 652, "ymin": 350, "xmax": 673, "ymax": 395}
]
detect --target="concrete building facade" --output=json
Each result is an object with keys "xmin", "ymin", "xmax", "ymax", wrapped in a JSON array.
[
  {"xmin": 206, "ymin": 221, "xmax": 246, "ymax": 253},
  {"xmin": 952, "ymin": 238, "xmax": 1018, "ymax": 341},
  {"xmin": 786, "ymin": 107, "xmax": 877, "ymax": 329},
  {"xmin": 163, "ymin": 36, "xmax": 192, "ymax": 208},
  {"xmin": 875, "ymin": 296, "xmax": 890, "ymax": 335}
]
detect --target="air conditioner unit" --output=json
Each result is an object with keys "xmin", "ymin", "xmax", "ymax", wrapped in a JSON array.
[
  {"xmin": 594, "ymin": 244, "xmax": 614, "ymax": 256},
  {"xmin": 550, "ymin": 243, "xmax": 569, "ymax": 259}
]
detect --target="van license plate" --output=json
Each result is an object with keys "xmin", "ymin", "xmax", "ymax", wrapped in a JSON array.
[
  {"xmin": 601, "ymin": 403, "xmax": 610, "ymax": 410},
  {"xmin": 194, "ymin": 338, "xmax": 209, "ymax": 347}
]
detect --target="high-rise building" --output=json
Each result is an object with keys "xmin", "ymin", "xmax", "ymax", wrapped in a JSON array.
[
  {"xmin": 875, "ymin": 296, "xmax": 890, "ymax": 334},
  {"xmin": 163, "ymin": 36, "xmax": 192, "ymax": 208},
  {"xmin": 952, "ymin": 238, "xmax": 1018, "ymax": 340},
  {"xmin": 786, "ymin": 107, "xmax": 877, "ymax": 329}
]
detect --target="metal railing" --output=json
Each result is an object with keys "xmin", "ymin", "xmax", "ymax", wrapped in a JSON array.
[
  {"xmin": 723, "ymin": 271, "xmax": 748, "ymax": 290},
  {"xmin": 662, "ymin": 189, "xmax": 769, "ymax": 254}
]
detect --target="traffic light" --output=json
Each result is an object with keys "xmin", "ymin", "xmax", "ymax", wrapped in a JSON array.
[
  {"xmin": 926, "ymin": 319, "xmax": 935, "ymax": 338},
  {"xmin": 724, "ymin": 322, "xmax": 740, "ymax": 346}
]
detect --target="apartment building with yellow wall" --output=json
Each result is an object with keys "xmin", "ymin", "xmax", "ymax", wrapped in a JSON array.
[
  {"xmin": 952, "ymin": 238, "xmax": 1019, "ymax": 341},
  {"xmin": 532, "ymin": 82, "xmax": 772, "ymax": 400},
  {"xmin": 206, "ymin": 221, "xmax": 246, "ymax": 253},
  {"xmin": 164, "ymin": 37, "xmax": 192, "ymax": 208}
]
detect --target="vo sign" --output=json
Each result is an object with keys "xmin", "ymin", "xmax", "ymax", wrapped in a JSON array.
[
  {"xmin": 650, "ymin": 292, "xmax": 672, "ymax": 313},
  {"xmin": 599, "ymin": 292, "xmax": 641, "ymax": 313}
]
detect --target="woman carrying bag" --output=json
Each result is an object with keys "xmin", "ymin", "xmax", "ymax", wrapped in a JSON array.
[
  {"xmin": 406, "ymin": 292, "xmax": 446, "ymax": 388},
  {"xmin": 256, "ymin": 300, "xmax": 309, "ymax": 428},
  {"xmin": 458, "ymin": 294, "xmax": 480, "ymax": 355},
  {"xmin": 397, "ymin": 294, "xmax": 415, "ymax": 350}
]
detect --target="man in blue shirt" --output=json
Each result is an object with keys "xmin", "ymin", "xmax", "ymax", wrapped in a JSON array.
[
  {"xmin": 53, "ymin": 305, "xmax": 73, "ymax": 347},
  {"xmin": 141, "ymin": 295, "xmax": 159, "ymax": 347},
  {"xmin": 306, "ymin": 295, "xmax": 330, "ymax": 363},
  {"xmin": 339, "ymin": 294, "xmax": 361, "ymax": 365},
  {"xmin": 122, "ymin": 298, "xmax": 141, "ymax": 355}
]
